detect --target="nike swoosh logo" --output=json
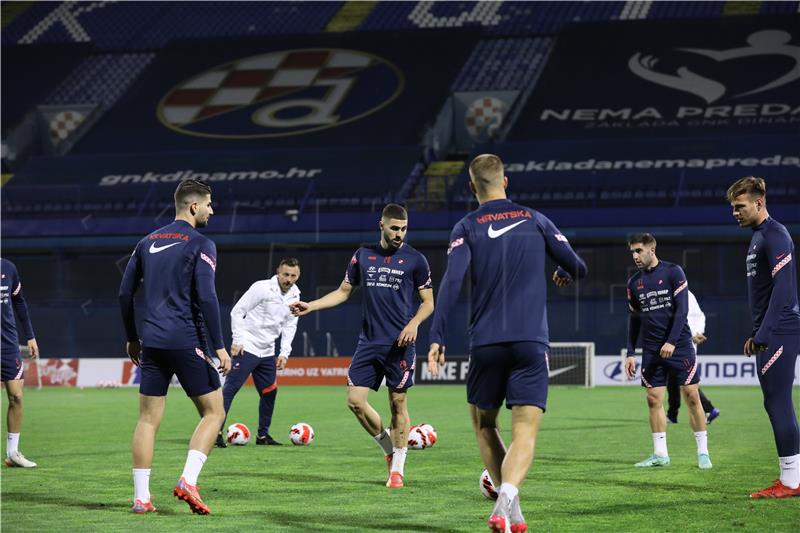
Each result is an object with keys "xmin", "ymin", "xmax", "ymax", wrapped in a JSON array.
[
  {"xmin": 149, "ymin": 242, "xmax": 182, "ymax": 254},
  {"xmin": 548, "ymin": 365, "xmax": 577, "ymax": 378},
  {"xmin": 776, "ymin": 253, "xmax": 786, "ymax": 260},
  {"xmin": 488, "ymin": 220, "xmax": 528, "ymax": 239}
]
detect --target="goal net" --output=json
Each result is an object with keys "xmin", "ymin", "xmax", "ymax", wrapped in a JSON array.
[{"xmin": 549, "ymin": 342, "xmax": 595, "ymax": 388}]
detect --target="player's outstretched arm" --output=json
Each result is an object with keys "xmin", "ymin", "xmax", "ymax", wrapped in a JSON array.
[
  {"xmin": 539, "ymin": 215, "xmax": 588, "ymax": 285},
  {"xmin": 398, "ymin": 288, "xmax": 434, "ymax": 347},
  {"xmin": 290, "ymin": 281, "xmax": 353, "ymax": 316}
]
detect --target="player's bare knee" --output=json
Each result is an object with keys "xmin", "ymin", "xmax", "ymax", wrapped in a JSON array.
[
  {"xmin": 137, "ymin": 411, "xmax": 161, "ymax": 428},
  {"xmin": 211, "ymin": 411, "xmax": 226, "ymax": 426},
  {"xmin": 646, "ymin": 393, "xmax": 661, "ymax": 409},
  {"xmin": 346, "ymin": 396, "xmax": 365, "ymax": 414},
  {"xmin": 203, "ymin": 402, "xmax": 226, "ymax": 423},
  {"xmin": 389, "ymin": 395, "xmax": 407, "ymax": 415},
  {"xmin": 6, "ymin": 392, "xmax": 22, "ymax": 406},
  {"xmin": 475, "ymin": 410, "xmax": 499, "ymax": 431}
]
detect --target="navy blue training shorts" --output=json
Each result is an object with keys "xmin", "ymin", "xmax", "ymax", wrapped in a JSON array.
[
  {"xmin": 0, "ymin": 351, "xmax": 24, "ymax": 382},
  {"xmin": 139, "ymin": 346, "xmax": 221, "ymax": 397},
  {"xmin": 467, "ymin": 341, "xmax": 548, "ymax": 412},
  {"xmin": 640, "ymin": 348, "xmax": 699, "ymax": 388},
  {"xmin": 347, "ymin": 341, "xmax": 415, "ymax": 391}
]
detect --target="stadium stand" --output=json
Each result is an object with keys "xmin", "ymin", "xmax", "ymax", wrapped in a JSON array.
[
  {"xmin": 2, "ymin": 2, "xmax": 344, "ymax": 49},
  {"xmin": 2, "ymin": 0, "xmax": 798, "ymax": 361},
  {"xmin": 451, "ymin": 37, "xmax": 554, "ymax": 91},
  {"xmin": 44, "ymin": 53, "xmax": 155, "ymax": 107}
]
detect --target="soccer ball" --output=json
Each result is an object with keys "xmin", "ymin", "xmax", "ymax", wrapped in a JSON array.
[
  {"xmin": 407, "ymin": 425, "xmax": 429, "ymax": 449},
  {"xmin": 407, "ymin": 424, "xmax": 437, "ymax": 449},
  {"xmin": 419, "ymin": 423, "xmax": 437, "ymax": 446},
  {"xmin": 289, "ymin": 422, "xmax": 314, "ymax": 445},
  {"xmin": 226, "ymin": 423, "xmax": 250, "ymax": 445},
  {"xmin": 480, "ymin": 469, "xmax": 498, "ymax": 500}
]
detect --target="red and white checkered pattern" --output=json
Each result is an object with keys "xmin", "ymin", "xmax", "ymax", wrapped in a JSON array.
[
  {"xmin": 49, "ymin": 110, "xmax": 85, "ymax": 145},
  {"xmin": 684, "ymin": 360, "xmax": 697, "ymax": 385},
  {"xmin": 161, "ymin": 49, "xmax": 373, "ymax": 126},
  {"xmin": 772, "ymin": 253, "xmax": 791, "ymax": 278},
  {"xmin": 673, "ymin": 280, "xmax": 688, "ymax": 297},
  {"xmin": 761, "ymin": 345, "xmax": 784, "ymax": 375},
  {"xmin": 464, "ymin": 96, "xmax": 506, "ymax": 139}
]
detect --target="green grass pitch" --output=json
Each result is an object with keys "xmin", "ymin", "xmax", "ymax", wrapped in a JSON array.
[{"xmin": 2, "ymin": 385, "xmax": 798, "ymax": 532}]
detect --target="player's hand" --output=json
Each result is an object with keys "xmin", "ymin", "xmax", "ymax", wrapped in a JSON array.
[
  {"xmin": 692, "ymin": 333, "xmax": 707, "ymax": 345},
  {"xmin": 276, "ymin": 356, "xmax": 289, "ymax": 371},
  {"xmin": 126, "ymin": 340, "xmax": 142, "ymax": 367},
  {"xmin": 27, "ymin": 339, "xmax": 39, "ymax": 360},
  {"xmin": 216, "ymin": 348, "xmax": 231, "ymax": 375},
  {"xmin": 289, "ymin": 301, "xmax": 312, "ymax": 317},
  {"xmin": 624, "ymin": 356, "xmax": 637, "ymax": 379},
  {"xmin": 743, "ymin": 337, "xmax": 756, "ymax": 357},
  {"xmin": 427, "ymin": 343, "xmax": 446, "ymax": 377},
  {"xmin": 397, "ymin": 322, "xmax": 419, "ymax": 347},
  {"xmin": 552, "ymin": 269, "xmax": 573, "ymax": 288},
  {"xmin": 659, "ymin": 342, "xmax": 675, "ymax": 358},
  {"xmin": 231, "ymin": 343, "xmax": 243, "ymax": 357}
]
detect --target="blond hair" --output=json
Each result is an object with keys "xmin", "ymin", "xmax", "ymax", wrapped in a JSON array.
[
  {"xmin": 468, "ymin": 154, "xmax": 504, "ymax": 191},
  {"xmin": 726, "ymin": 176, "xmax": 766, "ymax": 202}
]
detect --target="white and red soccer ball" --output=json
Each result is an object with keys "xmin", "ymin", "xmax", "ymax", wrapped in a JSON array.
[
  {"xmin": 289, "ymin": 422, "xmax": 315, "ymax": 445},
  {"xmin": 226, "ymin": 423, "xmax": 251, "ymax": 445},
  {"xmin": 480, "ymin": 469, "xmax": 498, "ymax": 500},
  {"xmin": 408, "ymin": 423, "xmax": 437, "ymax": 449}
]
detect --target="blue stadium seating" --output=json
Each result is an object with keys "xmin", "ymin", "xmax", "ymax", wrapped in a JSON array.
[
  {"xmin": 452, "ymin": 37, "xmax": 554, "ymax": 91},
  {"xmin": 2, "ymin": 1, "xmax": 343, "ymax": 50},
  {"xmin": 45, "ymin": 53, "xmax": 155, "ymax": 107},
  {"xmin": 6, "ymin": 1, "xmax": 797, "ymax": 50}
]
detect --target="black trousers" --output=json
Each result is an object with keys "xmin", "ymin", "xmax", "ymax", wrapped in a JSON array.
[{"xmin": 666, "ymin": 373, "xmax": 714, "ymax": 419}]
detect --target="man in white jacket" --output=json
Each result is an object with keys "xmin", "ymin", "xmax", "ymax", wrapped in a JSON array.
[
  {"xmin": 216, "ymin": 258, "xmax": 301, "ymax": 447},
  {"xmin": 666, "ymin": 289, "xmax": 720, "ymax": 425}
]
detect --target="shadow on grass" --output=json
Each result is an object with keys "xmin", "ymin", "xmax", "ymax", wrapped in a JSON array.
[
  {"xmin": 1, "ymin": 491, "xmax": 178, "ymax": 515},
  {"xmin": 540, "ymin": 496, "xmax": 722, "ymax": 517},
  {"xmin": 218, "ymin": 470, "xmax": 379, "ymax": 487},
  {"xmin": 261, "ymin": 510, "xmax": 466, "ymax": 532},
  {"xmin": 540, "ymin": 423, "xmax": 635, "ymax": 432},
  {"xmin": 552, "ymin": 475, "xmax": 710, "ymax": 495}
]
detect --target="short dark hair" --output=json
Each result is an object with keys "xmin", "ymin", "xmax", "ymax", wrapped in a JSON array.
[
  {"xmin": 382, "ymin": 203, "xmax": 407, "ymax": 220},
  {"xmin": 627, "ymin": 233, "xmax": 657, "ymax": 247},
  {"xmin": 726, "ymin": 176, "xmax": 766, "ymax": 202},
  {"xmin": 174, "ymin": 179, "xmax": 212, "ymax": 211},
  {"xmin": 278, "ymin": 257, "xmax": 300, "ymax": 269}
]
